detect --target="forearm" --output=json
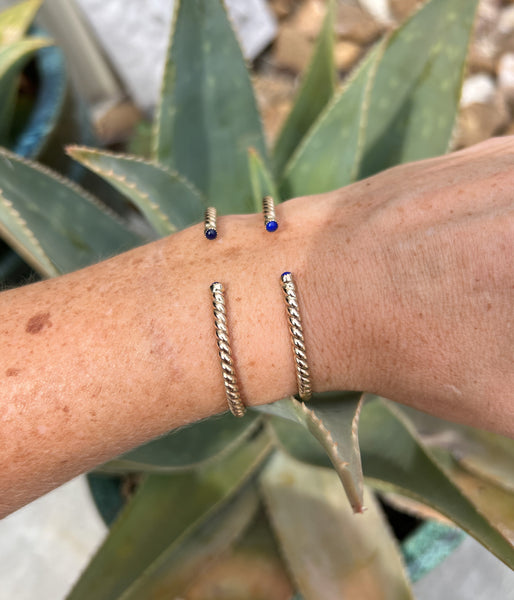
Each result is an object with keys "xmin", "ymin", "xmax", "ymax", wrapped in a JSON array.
[
  {"xmin": 1, "ymin": 137, "xmax": 513, "ymax": 516},
  {"xmin": 0, "ymin": 202, "xmax": 363, "ymax": 516}
]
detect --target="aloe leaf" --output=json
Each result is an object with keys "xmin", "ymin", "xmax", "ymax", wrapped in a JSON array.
[
  {"xmin": 129, "ymin": 507, "xmax": 294, "ymax": 600},
  {"xmin": 399, "ymin": 406, "xmax": 514, "ymax": 493},
  {"xmin": 248, "ymin": 147, "xmax": 280, "ymax": 211},
  {"xmin": 0, "ymin": 148, "xmax": 141, "ymax": 277},
  {"xmin": 265, "ymin": 415, "xmax": 332, "ymax": 470},
  {"xmin": 272, "ymin": 0, "xmax": 336, "ymax": 179},
  {"xmin": 360, "ymin": 397, "xmax": 514, "ymax": 567},
  {"xmin": 67, "ymin": 431, "xmax": 272, "ymax": 600},
  {"xmin": 68, "ymin": 146, "xmax": 205, "ymax": 236},
  {"xmin": 437, "ymin": 455, "xmax": 514, "ymax": 546},
  {"xmin": 0, "ymin": 0, "xmax": 43, "ymax": 44},
  {"xmin": 154, "ymin": 0, "xmax": 267, "ymax": 214},
  {"xmin": 0, "ymin": 37, "xmax": 51, "ymax": 80},
  {"xmin": 280, "ymin": 41, "xmax": 383, "ymax": 200},
  {"xmin": 100, "ymin": 411, "xmax": 261, "ymax": 473},
  {"xmin": 256, "ymin": 392, "xmax": 365, "ymax": 513},
  {"xmin": 359, "ymin": 0, "xmax": 479, "ymax": 179},
  {"xmin": 0, "ymin": 37, "xmax": 52, "ymax": 144},
  {"xmin": 260, "ymin": 452, "xmax": 414, "ymax": 600}
]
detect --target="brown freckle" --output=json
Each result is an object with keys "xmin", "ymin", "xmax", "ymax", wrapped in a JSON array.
[
  {"xmin": 487, "ymin": 303, "xmax": 492, "ymax": 311},
  {"xmin": 26, "ymin": 312, "xmax": 52, "ymax": 334},
  {"xmin": 6, "ymin": 368, "xmax": 20, "ymax": 377},
  {"xmin": 62, "ymin": 405, "xmax": 70, "ymax": 413},
  {"xmin": 132, "ymin": 258, "xmax": 143, "ymax": 266},
  {"xmin": 235, "ymin": 296, "xmax": 242, "ymax": 302},
  {"xmin": 248, "ymin": 360, "xmax": 256, "ymax": 367},
  {"xmin": 346, "ymin": 237, "xmax": 351, "ymax": 244},
  {"xmin": 90, "ymin": 410, "xmax": 97, "ymax": 419}
]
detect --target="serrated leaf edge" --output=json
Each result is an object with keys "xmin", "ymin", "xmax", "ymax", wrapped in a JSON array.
[
  {"xmin": 0, "ymin": 188, "xmax": 57, "ymax": 277},
  {"xmin": 0, "ymin": 147, "xmax": 132, "ymax": 230},
  {"xmin": 368, "ymin": 398, "xmax": 514, "ymax": 560},
  {"xmin": 298, "ymin": 396, "xmax": 365, "ymax": 513},
  {"xmin": 281, "ymin": 39, "xmax": 385, "ymax": 186},
  {"xmin": 272, "ymin": 0, "xmax": 335, "ymax": 169}
]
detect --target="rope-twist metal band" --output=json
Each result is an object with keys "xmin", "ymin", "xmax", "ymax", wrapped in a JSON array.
[
  {"xmin": 204, "ymin": 207, "xmax": 217, "ymax": 240},
  {"xmin": 210, "ymin": 282, "xmax": 246, "ymax": 417},
  {"xmin": 281, "ymin": 271, "xmax": 312, "ymax": 401},
  {"xmin": 263, "ymin": 196, "xmax": 278, "ymax": 232}
]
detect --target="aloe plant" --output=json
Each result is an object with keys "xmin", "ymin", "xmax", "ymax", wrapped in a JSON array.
[
  {"xmin": 0, "ymin": 0, "xmax": 512, "ymax": 597},
  {"xmin": 0, "ymin": 0, "xmax": 50, "ymax": 146}
]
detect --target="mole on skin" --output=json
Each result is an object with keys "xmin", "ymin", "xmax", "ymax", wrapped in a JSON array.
[{"xmin": 25, "ymin": 312, "xmax": 52, "ymax": 334}]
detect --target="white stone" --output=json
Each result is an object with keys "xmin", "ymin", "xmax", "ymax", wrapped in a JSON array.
[
  {"xmin": 498, "ymin": 4, "xmax": 514, "ymax": 35},
  {"xmin": 358, "ymin": 0, "xmax": 393, "ymax": 25},
  {"xmin": 75, "ymin": 0, "xmax": 277, "ymax": 112},
  {"xmin": 460, "ymin": 73, "xmax": 497, "ymax": 107},
  {"xmin": 497, "ymin": 52, "xmax": 514, "ymax": 101}
]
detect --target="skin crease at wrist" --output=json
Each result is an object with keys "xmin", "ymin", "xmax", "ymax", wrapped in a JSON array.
[{"xmin": 0, "ymin": 136, "xmax": 513, "ymax": 517}]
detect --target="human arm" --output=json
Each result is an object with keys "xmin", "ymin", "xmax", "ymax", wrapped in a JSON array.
[{"xmin": 1, "ymin": 136, "xmax": 513, "ymax": 517}]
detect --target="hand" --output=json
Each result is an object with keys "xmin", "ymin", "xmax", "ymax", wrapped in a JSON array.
[{"xmin": 299, "ymin": 136, "xmax": 513, "ymax": 436}]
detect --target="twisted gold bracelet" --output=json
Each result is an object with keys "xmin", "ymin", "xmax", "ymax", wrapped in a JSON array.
[
  {"xmin": 281, "ymin": 271, "xmax": 312, "ymax": 401},
  {"xmin": 210, "ymin": 282, "xmax": 246, "ymax": 417}
]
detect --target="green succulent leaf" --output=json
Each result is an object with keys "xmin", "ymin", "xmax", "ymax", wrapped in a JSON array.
[
  {"xmin": 280, "ymin": 41, "xmax": 384, "ymax": 199},
  {"xmin": 131, "ymin": 507, "xmax": 294, "ymax": 600},
  {"xmin": 272, "ymin": 0, "xmax": 336, "ymax": 180},
  {"xmin": 117, "ymin": 486, "xmax": 260, "ymax": 600},
  {"xmin": 0, "ymin": 0, "xmax": 43, "ymax": 45},
  {"xmin": 359, "ymin": 0, "xmax": 479, "ymax": 179},
  {"xmin": 154, "ymin": 0, "xmax": 267, "ymax": 213},
  {"xmin": 248, "ymin": 147, "xmax": 280, "ymax": 211},
  {"xmin": 67, "ymin": 431, "xmax": 272, "ymax": 600},
  {"xmin": 360, "ymin": 397, "xmax": 514, "ymax": 568},
  {"xmin": 399, "ymin": 406, "xmax": 514, "ymax": 493},
  {"xmin": 0, "ymin": 148, "xmax": 141, "ymax": 277},
  {"xmin": 256, "ymin": 392, "xmax": 365, "ymax": 513},
  {"xmin": 100, "ymin": 411, "xmax": 261, "ymax": 473},
  {"xmin": 260, "ymin": 452, "xmax": 414, "ymax": 600},
  {"xmin": 67, "ymin": 146, "xmax": 205, "ymax": 236},
  {"xmin": 0, "ymin": 37, "xmax": 52, "ymax": 143},
  {"xmin": 0, "ymin": 37, "xmax": 51, "ymax": 80},
  {"xmin": 265, "ymin": 414, "xmax": 332, "ymax": 470}
]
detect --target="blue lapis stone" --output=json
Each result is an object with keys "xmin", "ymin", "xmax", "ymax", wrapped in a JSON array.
[
  {"xmin": 282, "ymin": 271, "xmax": 291, "ymax": 278},
  {"xmin": 266, "ymin": 220, "xmax": 278, "ymax": 232},
  {"xmin": 205, "ymin": 228, "xmax": 217, "ymax": 240}
]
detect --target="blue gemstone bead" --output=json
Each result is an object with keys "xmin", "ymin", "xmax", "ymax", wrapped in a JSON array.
[
  {"xmin": 282, "ymin": 271, "xmax": 291, "ymax": 278},
  {"xmin": 205, "ymin": 228, "xmax": 217, "ymax": 240},
  {"xmin": 266, "ymin": 220, "xmax": 278, "ymax": 232}
]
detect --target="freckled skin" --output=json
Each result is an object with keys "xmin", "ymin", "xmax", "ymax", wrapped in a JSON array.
[
  {"xmin": 0, "ymin": 137, "xmax": 513, "ymax": 518},
  {"xmin": 5, "ymin": 368, "xmax": 20, "ymax": 377},
  {"xmin": 25, "ymin": 312, "xmax": 52, "ymax": 334}
]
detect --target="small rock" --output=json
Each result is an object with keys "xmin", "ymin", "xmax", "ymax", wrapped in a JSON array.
[
  {"xmin": 468, "ymin": 36, "xmax": 499, "ymax": 74},
  {"xmin": 293, "ymin": 0, "xmax": 327, "ymax": 39},
  {"xmin": 334, "ymin": 39, "xmax": 363, "ymax": 71},
  {"xmin": 497, "ymin": 5, "xmax": 514, "ymax": 53},
  {"xmin": 94, "ymin": 101, "xmax": 142, "ymax": 144},
  {"xmin": 389, "ymin": 0, "xmax": 423, "ymax": 22},
  {"xmin": 273, "ymin": 23, "xmax": 313, "ymax": 72},
  {"xmin": 268, "ymin": 0, "xmax": 296, "ymax": 20},
  {"xmin": 254, "ymin": 73, "xmax": 295, "ymax": 143},
  {"xmin": 497, "ymin": 52, "xmax": 514, "ymax": 103},
  {"xmin": 358, "ymin": 0, "xmax": 394, "ymax": 25},
  {"xmin": 336, "ymin": 2, "xmax": 385, "ymax": 44},
  {"xmin": 460, "ymin": 73, "xmax": 496, "ymax": 107},
  {"xmin": 456, "ymin": 90, "xmax": 510, "ymax": 148}
]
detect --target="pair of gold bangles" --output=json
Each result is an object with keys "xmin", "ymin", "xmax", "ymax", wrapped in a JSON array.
[{"xmin": 206, "ymin": 198, "xmax": 312, "ymax": 417}]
